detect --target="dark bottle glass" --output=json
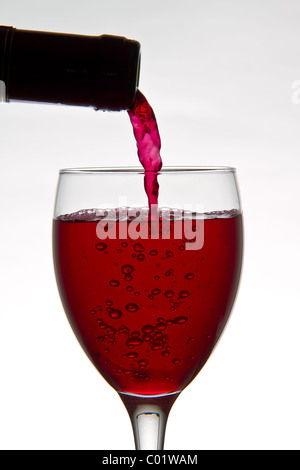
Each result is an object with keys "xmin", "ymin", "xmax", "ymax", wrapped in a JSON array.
[{"xmin": 0, "ymin": 26, "xmax": 141, "ymax": 111}]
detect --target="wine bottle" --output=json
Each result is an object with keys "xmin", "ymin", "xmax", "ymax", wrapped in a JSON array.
[{"xmin": 0, "ymin": 26, "xmax": 141, "ymax": 110}]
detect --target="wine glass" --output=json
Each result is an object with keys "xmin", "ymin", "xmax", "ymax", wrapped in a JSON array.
[{"xmin": 52, "ymin": 166, "xmax": 243, "ymax": 450}]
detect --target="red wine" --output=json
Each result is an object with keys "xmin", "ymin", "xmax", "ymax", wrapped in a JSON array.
[
  {"xmin": 53, "ymin": 209, "xmax": 243, "ymax": 396},
  {"xmin": 128, "ymin": 90, "xmax": 162, "ymax": 209}
]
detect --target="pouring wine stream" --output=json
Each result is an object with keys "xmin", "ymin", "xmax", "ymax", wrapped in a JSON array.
[{"xmin": 127, "ymin": 90, "xmax": 162, "ymax": 219}]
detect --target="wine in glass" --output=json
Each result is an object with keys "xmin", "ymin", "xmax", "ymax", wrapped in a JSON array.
[{"xmin": 52, "ymin": 166, "xmax": 243, "ymax": 450}]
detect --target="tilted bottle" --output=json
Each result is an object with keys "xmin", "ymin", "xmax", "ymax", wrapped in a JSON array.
[{"xmin": 0, "ymin": 26, "xmax": 141, "ymax": 110}]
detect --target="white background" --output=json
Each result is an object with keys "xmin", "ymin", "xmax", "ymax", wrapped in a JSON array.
[{"xmin": 0, "ymin": 0, "xmax": 300, "ymax": 450}]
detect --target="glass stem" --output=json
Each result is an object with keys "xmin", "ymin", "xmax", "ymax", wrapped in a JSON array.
[{"xmin": 119, "ymin": 392, "xmax": 180, "ymax": 450}]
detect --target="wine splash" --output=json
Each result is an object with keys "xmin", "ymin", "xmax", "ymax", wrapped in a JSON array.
[{"xmin": 128, "ymin": 90, "xmax": 162, "ymax": 210}]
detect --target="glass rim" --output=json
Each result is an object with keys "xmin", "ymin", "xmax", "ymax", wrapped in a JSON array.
[{"xmin": 59, "ymin": 166, "xmax": 236, "ymax": 175}]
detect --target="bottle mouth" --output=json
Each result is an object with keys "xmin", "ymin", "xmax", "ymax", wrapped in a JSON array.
[
  {"xmin": 135, "ymin": 48, "xmax": 141, "ymax": 90},
  {"xmin": 111, "ymin": 36, "xmax": 141, "ymax": 111}
]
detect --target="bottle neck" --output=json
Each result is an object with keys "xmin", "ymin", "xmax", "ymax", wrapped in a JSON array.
[{"xmin": 0, "ymin": 26, "xmax": 141, "ymax": 111}]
